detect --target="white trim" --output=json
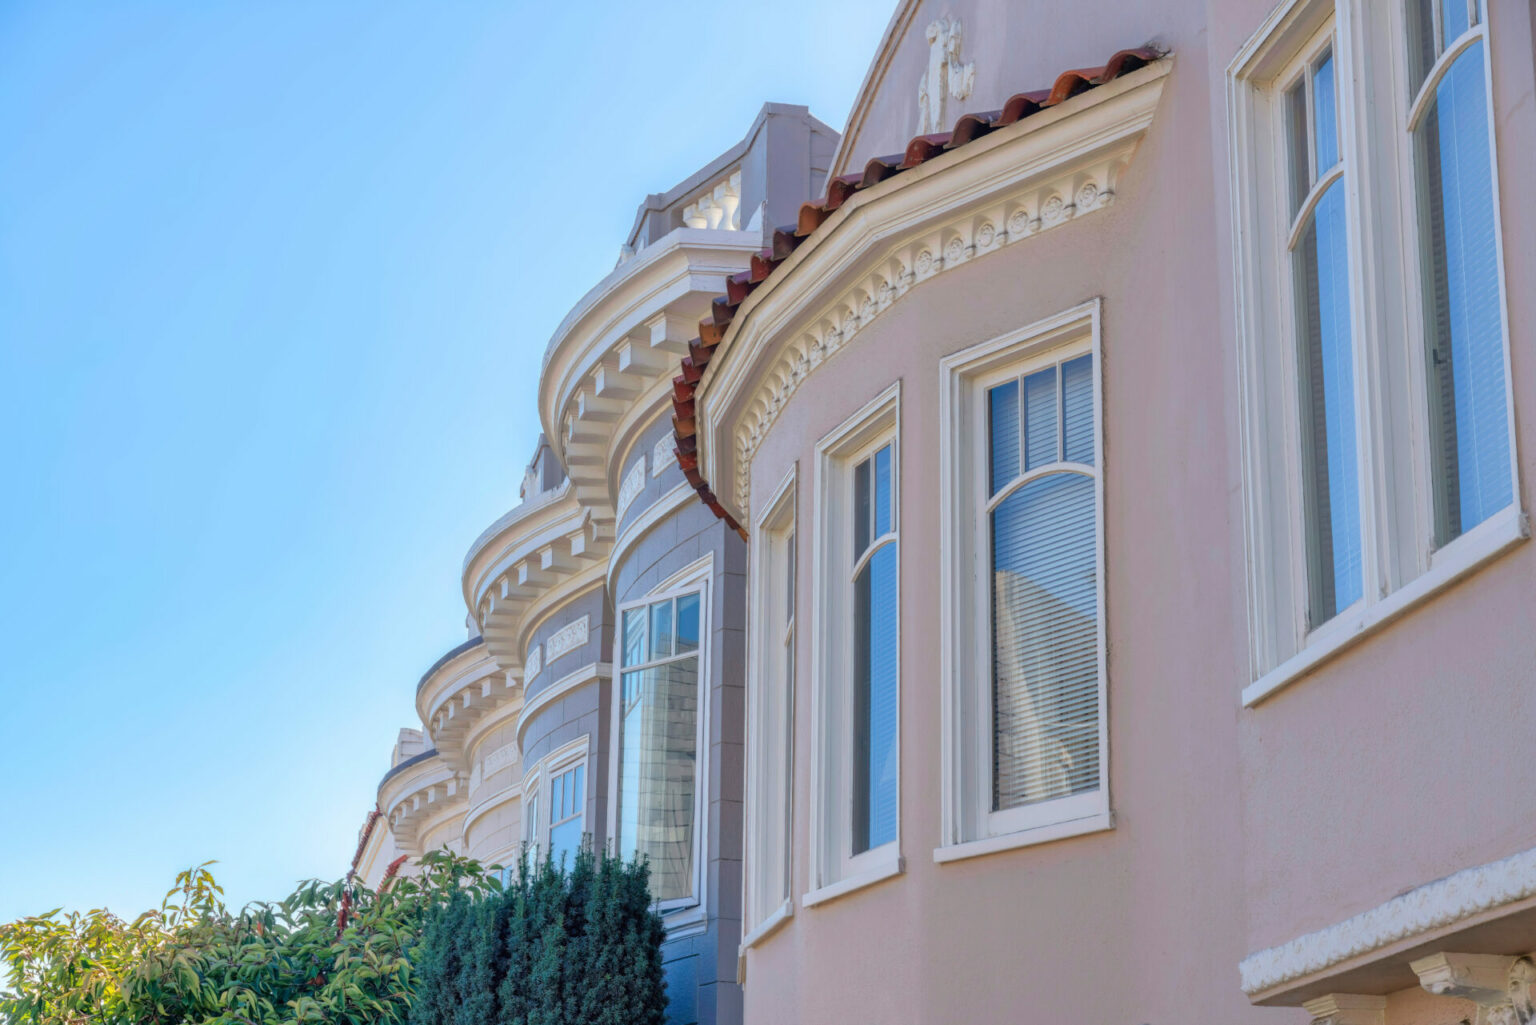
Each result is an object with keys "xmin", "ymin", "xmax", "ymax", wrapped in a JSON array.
[
  {"xmin": 463, "ymin": 780, "xmax": 524, "ymax": 835},
  {"xmin": 937, "ymin": 300, "xmax": 1110, "ymax": 855},
  {"xmin": 1239, "ymin": 841, "xmax": 1536, "ymax": 997},
  {"xmin": 744, "ymin": 464, "xmax": 798, "ymax": 939},
  {"xmin": 516, "ymin": 661, "xmax": 611, "ymax": 749},
  {"xmin": 933, "ymin": 809, "xmax": 1112, "ymax": 864},
  {"xmin": 1242, "ymin": 505, "xmax": 1528, "ymax": 705},
  {"xmin": 810, "ymin": 381, "xmax": 902, "ymax": 895},
  {"xmin": 801, "ymin": 851, "xmax": 904, "ymax": 909},
  {"xmin": 738, "ymin": 899, "xmax": 793, "ymax": 953}
]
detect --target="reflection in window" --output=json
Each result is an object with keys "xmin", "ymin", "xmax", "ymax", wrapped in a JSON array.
[
  {"xmin": 986, "ymin": 357, "xmax": 1100, "ymax": 812},
  {"xmin": 547, "ymin": 762, "xmax": 585, "ymax": 866},
  {"xmin": 851, "ymin": 445, "xmax": 897, "ymax": 855},
  {"xmin": 1408, "ymin": 0, "xmax": 1510, "ymax": 544},
  {"xmin": 1286, "ymin": 44, "xmax": 1362, "ymax": 626},
  {"xmin": 618, "ymin": 591, "xmax": 702, "ymax": 902}
]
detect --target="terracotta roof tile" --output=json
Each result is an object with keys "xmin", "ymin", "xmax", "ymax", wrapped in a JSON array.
[{"xmin": 668, "ymin": 45, "xmax": 1164, "ymax": 542}]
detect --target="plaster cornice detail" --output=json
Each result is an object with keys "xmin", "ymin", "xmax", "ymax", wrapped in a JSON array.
[
  {"xmin": 1239, "ymin": 844, "xmax": 1536, "ymax": 998},
  {"xmin": 699, "ymin": 61, "xmax": 1171, "ymax": 518}
]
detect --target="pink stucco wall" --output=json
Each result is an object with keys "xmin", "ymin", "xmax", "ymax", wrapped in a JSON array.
[{"xmin": 728, "ymin": 0, "xmax": 1536, "ymax": 1022}]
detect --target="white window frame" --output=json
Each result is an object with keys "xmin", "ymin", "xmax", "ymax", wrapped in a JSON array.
[
  {"xmin": 519, "ymin": 736, "xmax": 590, "ymax": 866},
  {"xmin": 806, "ymin": 381, "xmax": 903, "ymax": 907},
  {"xmin": 606, "ymin": 554, "xmax": 713, "ymax": 930},
  {"xmin": 742, "ymin": 464, "xmax": 797, "ymax": 948},
  {"xmin": 1227, "ymin": 0, "xmax": 1526, "ymax": 707},
  {"xmin": 936, "ymin": 300, "xmax": 1112, "ymax": 864}
]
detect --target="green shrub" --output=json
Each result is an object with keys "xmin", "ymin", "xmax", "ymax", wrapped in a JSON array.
[{"xmin": 409, "ymin": 846, "xmax": 666, "ymax": 1025}]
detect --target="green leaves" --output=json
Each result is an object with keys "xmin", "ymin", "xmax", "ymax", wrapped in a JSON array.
[
  {"xmin": 410, "ymin": 846, "xmax": 667, "ymax": 1025},
  {"xmin": 0, "ymin": 852, "xmax": 496, "ymax": 1025}
]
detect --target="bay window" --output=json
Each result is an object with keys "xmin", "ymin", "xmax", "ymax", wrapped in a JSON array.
[
  {"xmin": 809, "ymin": 383, "xmax": 902, "ymax": 902},
  {"xmin": 939, "ymin": 302, "xmax": 1110, "ymax": 862},
  {"xmin": 615, "ymin": 585, "xmax": 705, "ymax": 907},
  {"xmin": 1228, "ymin": 0, "xmax": 1521, "ymax": 704}
]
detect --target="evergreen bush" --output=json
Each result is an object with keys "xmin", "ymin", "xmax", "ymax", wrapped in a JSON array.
[{"xmin": 409, "ymin": 846, "xmax": 667, "ymax": 1025}]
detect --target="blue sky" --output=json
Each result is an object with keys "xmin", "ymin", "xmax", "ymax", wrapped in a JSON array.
[{"xmin": 0, "ymin": 0, "xmax": 891, "ymax": 923}]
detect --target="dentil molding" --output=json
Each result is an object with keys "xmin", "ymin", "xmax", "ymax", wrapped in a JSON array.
[{"xmin": 714, "ymin": 61, "xmax": 1170, "ymax": 517}]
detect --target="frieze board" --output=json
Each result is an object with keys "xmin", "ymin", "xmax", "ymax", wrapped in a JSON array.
[
  {"xmin": 616, "ymin": 456, "xmax": 646, "ymax": 520},
  {"xmin": 544, "ymin": 615, "xmax": 590, "ymax": 664},
  {"xmin": 524, "ymin": 644, "xmax": 542, "ymax": 681}
]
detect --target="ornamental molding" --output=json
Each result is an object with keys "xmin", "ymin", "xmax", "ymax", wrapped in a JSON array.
[
  {"xmin": 616, "ymin": 456, "xmax": 646, "ymax": 521},
  {"xmin": 544, "ymin": 614, "xmax": 590, "ymax": 664},
  {"xmin": 524, "ymin": 644, "xmax": 542, "ymax": 681},
  {"xmin": 651, "ymin": 436, "xmax": 671, "ymax": 476},
  {"xmin": 701, "ymin": 61, "xmax": 1170, "ymax": 518},
  {"xmin": 917, "ymin": 15, "xmax": 975, "ymax": 135},
  {"xmin": 1239, "ymin": 844, "xmax": 1536, "ymax": 997},
  {"xmin": 481, "ymin": 742, "xmax": 519, "ymax": 778}
]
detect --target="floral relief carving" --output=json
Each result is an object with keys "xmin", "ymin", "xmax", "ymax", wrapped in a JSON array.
[
  {"xmin": 616, "ymin": 456, "xmax": 646, "ymax": 520},
  {"xmin": 544, "ymin": 615, "xmax": 590, "ymax": 664},
  {"xmin": 524, "ymin": 644, "xmax": 542, "ymax": 681}
]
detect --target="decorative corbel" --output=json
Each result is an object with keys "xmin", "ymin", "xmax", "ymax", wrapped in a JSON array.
[
  {"xmin": 1303, "ymin": 993, "xmax": 1386, "ymax": 1025},
  {"xmin": 1411, "ymin": 953, "xmax": 1536, "ymax": 1025}
]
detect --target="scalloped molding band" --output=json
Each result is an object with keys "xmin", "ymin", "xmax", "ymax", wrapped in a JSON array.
[{"xmin": 1239, "ymin": 844, "xmax": 1536, "ymax": 996}]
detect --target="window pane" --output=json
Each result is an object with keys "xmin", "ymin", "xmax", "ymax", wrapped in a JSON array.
[
  {"xmin": 1441, "ymin": 0, "xmax": 1470, "ymax": 42},
  {"xmin": 616, "ymin": 658, "xmax": 699, "ymax": 902},
  {"xmin": 572, "ymin": 764, "xmax": 584, "ymax": 813},
  {"xmin": 854, "ymin": 456, "xmax": 872, "ymax": 558},
  {"xmin": 1023, "ymin": 366, "xmax": 1059, "ymax": 470},
  {"xmin": 1294, "ymin": 180, "xmax": 1362, "ymax": 623},
  {"xmin": 852, "ymin": 541, "xmax": 898, "ymax": 854},
  {"xmin": 622, "ymin": 607, "xmax": 647, "ymax": 668},
  {"xmin": 874, "ymin": 444, "xmax": 892, "ymax": 538},
  {"xmin": 1416, "ymin": 41, "xmax": 1510, "ymax": 543},
  {"xmin": 785, "ymin": 533, "xmax": 796, "ymax": 622},
  {"xmin": 1061, "ymin": 355, "xmax": 1094, "ymax": 466},
  {"xmin": 675, "ymin": 592, "xmax": 701, "ymax": 652},
  {"xmin": 1408, "ymin": 0, "xmax": 1439, "ymax": 94},
  {"xmin": 550, "ymin": 773, "xmax": 564, "ymax": 823},
  {"xmin": 991, "ymin": 472, "xmax": 1099, "ymax": 811},
  {"xmin": 1286, "ymin": 79, "xmax": 1311, "ymax": 215},
  {"xmin": 988, "ymin": 380, "xmax": 1021, "ymax": 495},
  {"xmin": 1312, "ymin": 50, "xmax": 1339, "ymax": 173},
  {"xmin": 650, "ymin": 598, "xmax": 675, "ymax": 659}
]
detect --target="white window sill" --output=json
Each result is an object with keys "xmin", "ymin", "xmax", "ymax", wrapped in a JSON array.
[
  {"xmin": 802, "ymin": 852, "xmax": 905, "ymax": 908},
  {"xmin": 1243, "ymin": 505, "xmax": 1530, "ymax": 707},
  {"xmin": 659, "ymin": 900, "xmax": 706, "ymax": 939},
  {"xmin": 738, "ymin": 899, "xmax": 793, "ymax": 953},
  {"xmin": 933, "ymin": 809, "xmax": 1114, "ymax": 864}
]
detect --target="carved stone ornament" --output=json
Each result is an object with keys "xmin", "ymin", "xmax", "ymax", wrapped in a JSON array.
[
  {"xmin": 1412, "ymin": 954, "xmax": 1536, "ymax": 1025},
  {"xmin": 544, "ymin": 615, "xmax": 590, "ymax": 664},
  {"xmin": 917, "ymin": 15, "xmax": 975, "ymax": 134},
  {"xmin": 524, "ymin": 644, "xmax": 542, "ymax": 681},
  {"xmin": 616, "ymin": 456, "xmax": 646, "ymax": 520}
]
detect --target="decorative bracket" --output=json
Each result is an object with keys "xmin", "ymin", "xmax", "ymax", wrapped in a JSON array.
[
  {"xmin": 1303, "ymin": 994, "xmax": 1387, "ymax": 1025},
  {"xmin": 1412, "ymin": 953, "xmax": 1536, "ymax": 1025}
]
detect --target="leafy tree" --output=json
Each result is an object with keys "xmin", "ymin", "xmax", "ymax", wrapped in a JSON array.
[{"xmin": 0, "ymin": 851, "xmax": 496, "ymax": 1025}]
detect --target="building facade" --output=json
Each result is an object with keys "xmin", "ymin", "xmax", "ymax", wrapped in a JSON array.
[{"xmin": 356, "ymin": 2, "xmax": 1536, "ymax": 1024}]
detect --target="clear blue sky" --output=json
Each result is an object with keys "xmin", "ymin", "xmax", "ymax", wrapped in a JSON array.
[{"xmin": 0, "ymin": 0, "xmax": 891, "ymax": 923}]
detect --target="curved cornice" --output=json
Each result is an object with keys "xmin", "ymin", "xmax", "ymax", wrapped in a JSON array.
[
  {"xmin": 518, "ymin": 572, "xmax": 605, "ymax": 669},
  {"xmin": 377, "ymin": 750, "xmax": 466, "ymax": 854},
  {"xmin": 698, "ymin": 60, "xmax": 1172, "ymax": 519},
  {"xmin": 416, "ymin": 637, "xmax": 485, "ymax": 696},
  {"xmin": 463, "ymin": 780, "xmax": 524, "ymax": 837},
  {"xmin": 415, "ymin": 642, "xmax": 508, "ymax": 775}
]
